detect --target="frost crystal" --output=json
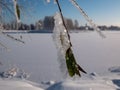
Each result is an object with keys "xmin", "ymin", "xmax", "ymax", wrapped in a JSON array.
[{"xmin": 53, "ymin": 12, "xmax": 70, "ymax": 76}]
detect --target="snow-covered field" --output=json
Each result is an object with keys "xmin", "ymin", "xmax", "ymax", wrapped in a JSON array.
[{"xmin": 0, "ymin": 31, "xmax": 120, "ymax": 90}]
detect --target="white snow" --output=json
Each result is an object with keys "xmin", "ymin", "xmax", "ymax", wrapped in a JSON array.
[
  {"xmin": 47, "ymin": 79, "xmax": 119, "ymax": 90},
  {"xmin": 1, "ymin": 31, "xmax": 120, "ymax": 90},
  {"xmin": 1, "ymin": 31, "xmax": 120, "ymax": 81},
  {"xmin": 0, "ymin": 78, "xmax": 43, "ymax": 90}
]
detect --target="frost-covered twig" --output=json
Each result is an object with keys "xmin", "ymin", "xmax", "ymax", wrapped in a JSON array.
[
  {"xmin": 13, "ymin": 0, "xmax": 21, "ymax": 30},
  {"xmin": 55, "ymin": 0, "xmax": 71, "ymax": 46},
  {"xmin": 70, "ymin": 0, "xmax": 105, "ymax": 38},
  {"xmin": 53, "ymin": 0, "xmax": 87, "ymax": 77},
  {"xmin": 0, "ymin": 31, "xmax": 24, "ymax": 50},
  {"xmin": 13, "ymin": 0, "xmax": 20, "ymax": 24},
  {"xmin": 0, "ymin": 24, "xmax": 24, "ymax": 44},
  {"xmin": 1, "ymin": 32, "xmax": 25, "ymax": 43}
]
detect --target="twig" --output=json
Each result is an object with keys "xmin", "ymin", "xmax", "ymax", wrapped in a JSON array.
[
  {"xmin": 1, "ymin": 32, "xmax": 25, "ymax": 44},
  {"xmin": 55, "ymin": 0, "xmax": 72, "ymax": 46},
  {"xmin": 55, "ymin": 0, "xmax": 86, "ymax": 77},
  {"xmin": 0, "ymin": 1, "xmax": 15, "ymax": 17},
  {"xmin": 70, "ymin": 0, "xmax": 105, "ymax": 38}
]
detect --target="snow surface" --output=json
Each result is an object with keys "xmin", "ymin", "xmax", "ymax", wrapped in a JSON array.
[
  {"xmin": 0, "ymin": 78, "xmax": 43, "ymax": 90},
  {"xmin": 0, "ymin": 31, "xmax": 120, "ymax": 90},
  {"xmin": 47, "ymin": 79, "xmax": 119, "ymax": 90}
]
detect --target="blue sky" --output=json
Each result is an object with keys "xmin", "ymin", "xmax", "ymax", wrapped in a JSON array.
[{"xmin": 20, "ymin": 0, "xmax": 120, "ymax": 26}]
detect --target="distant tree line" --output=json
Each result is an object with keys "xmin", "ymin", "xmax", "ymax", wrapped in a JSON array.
[
  {"xmin": 3, "ymin": 15, "xmax": 79, "ymax": 31},
  {"xmin": 2, "ymin": 15, "xmax": 120, "ymax": 31}
]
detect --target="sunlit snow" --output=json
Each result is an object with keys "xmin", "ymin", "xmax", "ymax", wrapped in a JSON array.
[{"xmin": 0, "ymin": 31, "xmax": 120, "ymax": 90}]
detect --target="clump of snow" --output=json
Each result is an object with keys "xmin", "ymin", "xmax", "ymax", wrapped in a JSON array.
[
  {"xmin": 89, "ymin": 72, "xmax": 98, "ymax": 77},
  {"xmin": 108, "ymin": 66, "xmax": 120, "ymax": 73},
  {"xmin": 40, "ymin": 80, "xmax": 56, "ymax": 89},
  {"xmin": 0, "ymin": 67, "xmax": 30, "ymax": 79},
  {"xmin": 2, "ymin": 67, "xmax": 18, "ymax": 78},
  {"xmin": 52, "ymin": 12, "xmax": 70, "ymax": 77},
  {"xmin": 41, "ymin": 80, "xmax": 55, "ymax": 85}
]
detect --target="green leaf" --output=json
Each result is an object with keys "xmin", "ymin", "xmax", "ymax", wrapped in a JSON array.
[
  {"xmin": 65, "ymin": 47, "xmax": 87, "ymax": 77},
  {"xmin": 65, "ymin": 48, "xmax": 80, "ymax": 77}
]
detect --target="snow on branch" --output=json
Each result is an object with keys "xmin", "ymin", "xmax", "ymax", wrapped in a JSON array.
[
  {"xmin": 53, "ymin": 12, "xmax": 87, "ymax": 77},
  {"xmin": 53, "ymin": 0, "xmax": 87, "ymax": 77},
  {"xmin": 13, "ymin": 0, "xmax": 21, "ymax": 24},
  {"xmin": 70, "ymin": 0, "xmax": 105, "ymax": 38}
]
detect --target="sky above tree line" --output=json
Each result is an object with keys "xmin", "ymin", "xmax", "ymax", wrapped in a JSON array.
[{"xmin": 2, "ymin": 0, "xmax": 120, "ymax": 26}]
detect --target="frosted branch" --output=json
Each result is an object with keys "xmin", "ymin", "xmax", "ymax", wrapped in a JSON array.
[
  {"xmin": 70, "ymin": 0, "xmax": 105, "ymax": 38},
  {"xmin": 1, "ymin": 32, "xmax": 25, "ymax": 44},
  {"xmin": 13, "ymin": 0, "xmax": 21, "ymax": 30},
  {"xmin": 53, "ymin": 12, "xmax": 70, "ymax": 76}
]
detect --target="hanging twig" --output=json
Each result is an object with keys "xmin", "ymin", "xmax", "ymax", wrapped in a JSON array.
[
  {"xmin": 70, "ymin": 0, "xmax": 105, "ymax": 38},
  {"xmin": 55, "ymin": 0, "xmax": 71, "ymax": 46},
  {"xmin": 55, "ymin": 0, "xmax": 87, "ymax": 77},
  {"xmin": 13, "ymin": 0, "xmax": 21, "ymax": 30},
  {"xmin": 0, "ymin": 32, "xmax": 25, "ymax": 44}
]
